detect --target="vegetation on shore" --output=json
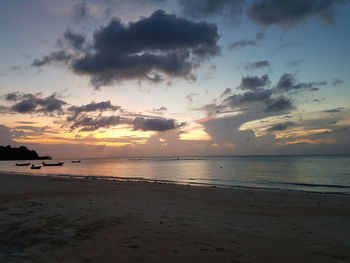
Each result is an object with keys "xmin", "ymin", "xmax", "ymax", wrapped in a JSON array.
[{"xmin": 0, "ymin": 145, "xmax": 51, "ymax": 160}]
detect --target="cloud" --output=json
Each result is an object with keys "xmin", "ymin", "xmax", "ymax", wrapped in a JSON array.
[
  {"xmin": 63, "ymin": 100, "xmax": 185, "ymax": 133},
  {"xmin": 275, "ymin": 73, "xmax": 326, "ymax": 92},
  {"xmin": 153, "ymin": 106, "xmax": 167, "ymax": 112},
  {"xmin": 3, "ymin": 92, "xmax": 18, "ymax": 101},
  {"xmin": 224, "ymin": 88, "xmax": 272, "ymax": 106},
  {"xmin": 185, "ymin": 92, "xmax": 199, "ymax": 104},
  {"xmin": 332, "ymin": 79, "xmax": 344, "ymax": 86},
  {"xmin": 0, "ymin": 125, "xmax": 16, "ymax": 145},
  {"xmin": 238, "ymin": 74, "xmax": 270, "ymax": 90},
  {"xmin": 132, "ymin": 117, "xmax": 185, "ymax": 131},
  {"xmin": 267, "ymin": 122, "xmax": 295, "ymax": 131},
  {"xmin": 2, "ymin": 92, "xmax": 67, "ymax": 114},
  {"xmin": 244, "ymin": 60, "xmax": 270, "ymax": 70},
  {"xmin": 67, "ymin": 100, "xmax": 121, "ymax": 120},
  {"xmin": 201, "ymin": 73, "xmax": 323, "ymax": 118},
  {"xmin": 248, "ymin": 0, "xmax": 346, "ymax": 27},
  {"xmin": 73, "ymin": 1, "xmax": 89, "ymax": 22},
  {"xmin": 223, "ymin": 88, "xmax": 293, "ymax": 113},
  {"xmin": 264, "ymin": 97, "xmax": 293, "ymax": 112},
  {"xmin": 199, "ymin": 103, "xmax": 229, "ymax": 118},
  {"xmin": 61, "ymin": 29, "xmax": 86, "ymax": 50},
  {"xmin": 228, "ymin": 32, "xmax": 264, "ymax": 50},
  {"xmin": 32, "ymin": 50, "xmax": 73, "ymax": 67},
  {"xmin": 64, "ymin": 100, "xmax": 124, "ymax": 131},
  {"xmin": 220, "ymin": 88, "xmax": 232, "ymax": 97},
  {"xmin": 178, "ymin": 0, "xmax": 245, "ymax": 21},
  {"xmin": 323, "ymin": 107, "xmax": 344, "ymax": 113},
  {"xmin": 34, "ymin": 10, "xmax": 220, "ymax": 88},
  {"xmin": 286, "ymin": 59, "xmax": 305, "ymax": 67},
  {"xmin": 69, "ymin": 115, "xmax": 123, "ymax": 132}
]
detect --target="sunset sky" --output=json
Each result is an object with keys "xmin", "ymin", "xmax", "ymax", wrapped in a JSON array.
[{"xmin": 1, "ymin": 0, "xmax": 350, "ymax": 158}]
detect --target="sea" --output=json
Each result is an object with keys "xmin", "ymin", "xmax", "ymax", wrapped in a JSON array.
[{"xmin": 1, "ymin": 155, "xmax": 350, "ymax": 194}]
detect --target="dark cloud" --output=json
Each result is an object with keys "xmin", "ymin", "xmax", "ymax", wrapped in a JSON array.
[
  {"xmin": 73, "ymin": 1, "xmax": 89, "ymax": 22},
  {"xmin": 185, "ymin": 92, "xmax": 199, "ymax": 104},
  {"xmin": 286, "ymin": 59, "xmax": 305, "ymax": 67},
  {"xmin": 31, "ymin": 50, "xmax": 73, "ymax": 67},
  {"xmin": 244, "ymin": 60, "xmax": 270, "ymax": 70},
  {"xmin": 264, "ymin": 97, "xmax": 293, "ymax": 112},
  {"xmin": 13, "ymin": 125, "xmax": 58, "ymax": 137},
  {"xmin": 69, "ymin": 115, "xmax": 123, "ymax": 132},
  {"xmin": 228, "ymin": 32, "xmax": 264, "ymax": 50},
  {"xmin": 268, "ymin": 122, "xmax": 295, "ymax": 131},
  {"xmin": 2, "ymin": 92, "xmax": 67, "ymax": 114},
  {"xmin": 66, "ymin": 10, "xmax": 220, "ymax": 87},
  {"xmin": 62, "ymin": 29, "xmax": 86, "ymax": 50},
  {"xmin": 199, "ymin": 103, "xmax": 229, "ymax": 117},
  {"xmin": 238, "ymin": 74, "xmax": 270, "ymax": 90},
  {"xmin": 178, "ymin": 0, "xmax": 245, "ymax": 20},
  {"xmin": 132, "ymin": 117, "xmax": 185, "ymax": 131},
  {"xmin": 228, "ymin": 39, "xmax": 256, "ymax": 49},
  {"xmin": 323, "ymin": 107, "xmax": 344, "ymax": 113},
  {"xmin": 224, "ymin": 88, "xmax": 272, "ymax": 107},
  {"xmin": 67, "ymin": 100, "xmax": 121, "ymax": 120},
  {"xmin": 3, "ymin": 92, "xmax": 18, "ymax": 101},
  {"xmin": 34, "ymin": 10, "xmax": 220, "ymax": 88},
  {"xmin": 332, "ymin": 79, "xmax": 344, "ymax": 86},
  {"xmin": 275, "ymin": 73, "xmax": 326, "ymax": 92},
  {"xmin": 63, "ymin": 100, "xmax": 185, "ymax": 133},
  {"xmin": 202, "ymin": 73, "xmax": 322, "ymax": 116},
  {"xmin": 153, "ymin": 106, "xmax": 167, "ymax": 112},
  {"xmin": 220, "ymin": 88, "xmax": 232, "ymax": 98},
  {"xmin": 248, "ymin": 0, "xmax": 346, "ymax": 27}
]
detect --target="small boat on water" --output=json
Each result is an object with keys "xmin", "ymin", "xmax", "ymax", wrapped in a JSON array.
[
  {"xmin": 71, "ymin": 160, "xmax": 81, "ymax": 163},
  {"xmin": 31, "ymin": 165, "xmax": 41, "ymax": 169},
  {"xmin": 16, "ymin": 163, "xmax": 31, "ymax": 166},
  {"xmin": 42, "ymin": 162, "xmax": 64, "ymax": 166}
]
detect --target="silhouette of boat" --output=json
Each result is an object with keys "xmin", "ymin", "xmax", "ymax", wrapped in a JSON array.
[
  {"xmin": 16, "ymin": 163, "xmax": 31, "ymax": 166},
  {"xmin": 31, "ymin": 165, "xmax": 41, "ymax": 169},
  {"xmin": 71, "ymin": 160, "xmax": 81, "ymax": 163},
  {"xmin": 42, "ymin": 162, "xmax": 64, "ymax": 166}
]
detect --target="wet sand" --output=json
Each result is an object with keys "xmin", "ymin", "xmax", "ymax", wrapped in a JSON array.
[{"xmin": 1, "ymin": 172, "xmax": 350, "ymax": 263}]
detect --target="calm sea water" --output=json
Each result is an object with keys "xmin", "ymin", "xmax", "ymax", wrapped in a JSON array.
[{"xmin": 1, "ymin": 155, "xmax": 350, "ymax": 194}]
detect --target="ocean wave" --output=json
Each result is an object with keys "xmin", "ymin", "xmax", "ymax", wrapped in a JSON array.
[{"xmin": 266, "ymin": 181, "xmax": 350, "ymax": 189}]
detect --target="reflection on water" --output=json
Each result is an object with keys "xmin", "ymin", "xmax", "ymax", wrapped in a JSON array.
[{"xmin": 0, "ymin": 156, "xmax": 350, "ymax": 194}]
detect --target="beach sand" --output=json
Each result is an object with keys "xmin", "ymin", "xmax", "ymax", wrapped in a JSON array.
[{"xmin": 1, "ymin": 172, "xmax": 350, "ymax": 263}]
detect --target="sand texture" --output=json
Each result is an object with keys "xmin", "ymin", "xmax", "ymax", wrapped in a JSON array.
[{"xmin": 1, "ymin": 172, "xmax": 350, "ymax": 263}]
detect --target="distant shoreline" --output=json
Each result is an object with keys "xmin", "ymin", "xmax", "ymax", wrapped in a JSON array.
[{"xmin": 0, "ymin": 157, "xmax": 52, "ymax": 161}]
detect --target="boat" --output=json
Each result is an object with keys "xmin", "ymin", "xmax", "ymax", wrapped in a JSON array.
[
  {"xmin": 31, "ymin": 165, "xmax": 41, "ymax": 169},
  {"xmin": 42, "ymin": 162, "xmax": 64, "ymax": 166},
  {"xmin": 71, "ymin": 160, "xmax": 81, "ymax": 163},
  {"xmin": 16, "ymin": 163, "xmax": 31, "ymax": 166}
]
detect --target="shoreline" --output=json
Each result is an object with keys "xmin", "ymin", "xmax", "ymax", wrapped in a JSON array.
[
  {"xmin": 1, "ymin": 172, "xmax": 350, "ymax": 262},
  {"xmin": 1, "ymin": 170, "xmax": 349, "ymax": 196}
]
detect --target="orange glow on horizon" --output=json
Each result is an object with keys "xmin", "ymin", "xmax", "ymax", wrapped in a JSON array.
[
  {"xmin": 275, "ymin": 129, "xmax": 331, "ymax": 139},
  {"xmin": 278, "ymin": 139, "xmax": 336, "ymax": 146}
]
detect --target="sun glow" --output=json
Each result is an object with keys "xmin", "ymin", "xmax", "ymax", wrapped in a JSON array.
[{"xmin": 179, "ymin": 128, "xmax": 211, "ymax": 141}]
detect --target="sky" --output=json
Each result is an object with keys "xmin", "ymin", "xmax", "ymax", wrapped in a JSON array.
[{"xmin": 0, "ymin": 0, "xmax": 350, "ymax": 158}]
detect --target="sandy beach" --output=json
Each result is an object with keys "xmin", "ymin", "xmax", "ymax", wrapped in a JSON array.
[{"xmin": 1, "ymin": 172, "xmax": 350, "ymax": 263}]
